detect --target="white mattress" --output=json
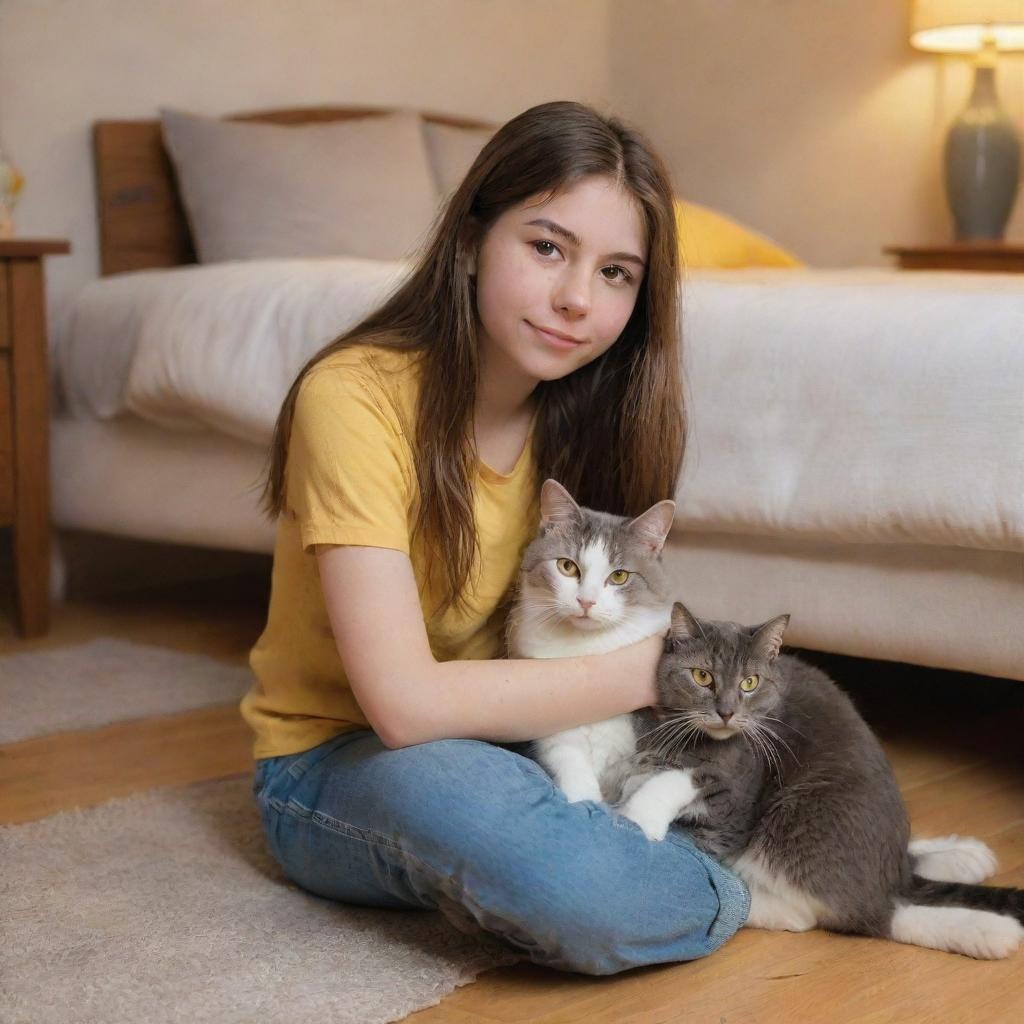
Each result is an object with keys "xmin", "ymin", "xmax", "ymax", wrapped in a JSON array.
[
  {"xmin": 54, "ymin": 259, "xmax": 1024, "ymax": 556},
  {"xmin": 55, "ymin": 257, "xmax": 409, "ymax": 439},
  {"xmin": 51, "ymin": 412, "xmax": 1024, "ymax": 681},
  {"xmin": 51, "ymin": 414, "xmax": 274, "ymax": 553}
]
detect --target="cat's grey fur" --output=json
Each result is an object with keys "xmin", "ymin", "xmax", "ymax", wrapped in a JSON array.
[
  {"xmin": 505, "ymin": 480, "xmax": 1023, "ymax": 958},
  {"xmin": 625, "ymin": 600, "xmax": 1024, "ymax": 958}
]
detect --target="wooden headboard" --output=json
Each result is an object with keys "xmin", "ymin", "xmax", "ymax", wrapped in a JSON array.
[{"xmin": 92, "ymin": 106, "xmax": 496, "ymax": 277}]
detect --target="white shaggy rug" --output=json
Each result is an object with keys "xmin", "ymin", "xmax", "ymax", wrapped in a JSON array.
[
  {"xmin": 0, "ymin": 637, "xmax": 254, "ymax": 743},
  {"xmin": 0, "ymin": 776, "xmax": 522, "ymax": 1024}
]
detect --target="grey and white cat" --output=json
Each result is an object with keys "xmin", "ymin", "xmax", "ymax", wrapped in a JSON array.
[
  {"xmin": 505, "ymin": 478, "xmax": 676, "ymax": 804},
  {"xmin": 507, "ymin": 479, "xmax": 1021, "ymax": 959},
  {"xmin": 621, "ymin": 600, "xmax": 1024, "ymax": 959}
]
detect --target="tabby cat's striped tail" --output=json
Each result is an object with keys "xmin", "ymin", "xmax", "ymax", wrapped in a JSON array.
[{"xmin": 887, "ymin": 875, "xmax": 1024, "ymax": 959}]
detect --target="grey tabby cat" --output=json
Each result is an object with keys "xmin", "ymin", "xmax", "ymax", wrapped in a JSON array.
[{"xmin": 621, "ymin": 601, "xmax": 1024, "ymax": 959}]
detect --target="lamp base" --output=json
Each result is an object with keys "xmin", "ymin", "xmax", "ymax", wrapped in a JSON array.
[{"xmin": 944, "ymin": 63, "xmax": 1021, "ymax": 242}]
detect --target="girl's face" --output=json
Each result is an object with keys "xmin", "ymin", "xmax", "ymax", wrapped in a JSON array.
[{"xmin": 471, "ymin": 174, "xmax": 648, "ymax": 391}]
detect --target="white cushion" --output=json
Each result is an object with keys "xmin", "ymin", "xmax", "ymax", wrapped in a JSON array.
[{"xmin": 159, "ymin": 107, "xmax": 440, "ymax": 262}]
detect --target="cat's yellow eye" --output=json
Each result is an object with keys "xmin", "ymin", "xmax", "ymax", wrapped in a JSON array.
[
  {"xmin": 556, "ymin": 558, "xmax": 580, "ymax": 578},
  {"xmin": 691, "ymin": 668, "xmax": 714, "ymax": 687},
  {"xmin": 608, "ymin": 569, "xmax": 629, "ymax": 585},
  {"xmin": 740, "ymin": 675, "xmax": 760, "ymax": 693}
]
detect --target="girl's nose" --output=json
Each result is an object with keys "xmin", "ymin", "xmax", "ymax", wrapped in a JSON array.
[{"xmin": 553, "ymin": 272, "xmax": 590, "ymax": 318}]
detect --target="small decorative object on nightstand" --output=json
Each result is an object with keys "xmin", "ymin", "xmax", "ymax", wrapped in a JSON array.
[
  {"xmin": 884, "ymin": 241, "xmax": 1024, "ymax": 272},
  {"xmin": 0, "ymin": 144, "xmax": 25, "ymax": 239},
  {"xmin": 0, "ymin": 238, "xmax": 70, "ymax": 636}
]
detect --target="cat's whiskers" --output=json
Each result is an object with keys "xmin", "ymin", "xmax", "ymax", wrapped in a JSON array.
[
  {"xmin": 738, "ymin": 724, "xmax": 764, "ymax": 771},
  {"xmin": 746, "ymin": 721, "xmax": 782, "ymax": 778},
  {"xmin": 746, "ymin": 718, "xmax": 796, "ymax": 778},
  {"xmin": 642, "ymin": 712, "xmax": 703, "ymax": 762},
  {"xmin": 525, "ymin": 595, "xmax": 617, "ymax": 632},
  {"xmin": 759, "ymin": 713, "xmax": 808, "ymax": 742},
  {"xmin": 633, "ymin": 714, "xmax": 686, "ymax": 744},
  {"xmin": 524, "ymin": 599, "xmax": 576, "ymax": 630},
  {"xmin": 737, "ymin": 717, "xmax": 775, "ymax": 776},
  {"xmin": 661, "ymin": 719, "xmax": 704, "ymax": 762},
  {"xmin": 644, "ymin": 720, "xmax": 689, "ymax": 759},
  {"xmin": 755, "ymin": 718, "xmax": 801, "ymax": 768}
]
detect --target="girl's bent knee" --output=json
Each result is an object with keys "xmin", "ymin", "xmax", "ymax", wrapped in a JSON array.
[{"xmin": 507, "ymin": 846, "xmax": 750, "ymax": 976}]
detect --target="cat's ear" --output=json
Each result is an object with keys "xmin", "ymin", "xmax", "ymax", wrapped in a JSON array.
[
  {"xmin": 539, "ymin": 479, "xmax": 583, "ymax": 528},
  {"xmin": 749, "ymin": 614, "xmax": 790, "ymax": 662},
  {"xmin": 626, "ymin": 499, "xmax": 676, "ymax": 554},
  {"xmin": 668, "ymin": 601, "xmax": 704, "ymax": 642}
]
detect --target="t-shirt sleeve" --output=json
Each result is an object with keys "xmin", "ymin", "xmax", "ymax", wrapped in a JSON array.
[{"xmin": 285, "ymin": 364, "xmax": 414, "ymax": 554}]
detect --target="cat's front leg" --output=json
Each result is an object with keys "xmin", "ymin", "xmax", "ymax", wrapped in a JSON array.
[
  {"xmin": 536, "ymin": 743, "xmax": 605, "ymax": 804},
  {"xmin": 618, "ymin": 768, "xmax": 704, "ymax": 841}
]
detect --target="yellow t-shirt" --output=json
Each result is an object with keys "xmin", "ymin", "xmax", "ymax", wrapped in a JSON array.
[{"xmin": 240, "ymin": 343, "xmax": 540, "ymax": 759}]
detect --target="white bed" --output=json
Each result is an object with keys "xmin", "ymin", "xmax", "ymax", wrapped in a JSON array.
[{"xmin": 51, "ymin": 256, "xmax": 1024, "ymax": 682}]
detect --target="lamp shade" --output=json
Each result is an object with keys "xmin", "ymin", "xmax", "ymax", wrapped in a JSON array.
[{"xmin": 911, "ymin": 0, "xmax": 1024, "ymax": 51}]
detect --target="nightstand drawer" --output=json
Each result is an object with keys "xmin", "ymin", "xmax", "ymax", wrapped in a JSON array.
[
  {"xmin": 0, "ymin": 351, "xmax": 12, "ymax": 523},
  {"xmin": 0, "ymin": 268, "xmax": 9, "ymax": 349}
]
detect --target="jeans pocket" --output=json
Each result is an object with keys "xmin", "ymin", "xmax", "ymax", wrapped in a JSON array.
[{"xmin": 252, "ymin": 753, "xmax": 302, "ymax": 807}]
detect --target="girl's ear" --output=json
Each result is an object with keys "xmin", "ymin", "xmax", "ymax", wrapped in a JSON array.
[{"xmin": 462, "ymin": 217, "xmax": 482, "ymax": 277}]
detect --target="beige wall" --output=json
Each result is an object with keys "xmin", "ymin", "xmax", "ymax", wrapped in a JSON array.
[
  {"xmin": 2, "ymin": 0, "xmax": 1023, "ymax": 344},
  {"xmin": 609, "ymin": 0, "xmax": 1024, "ymax": 267},
  {"xmin": 0, "ymin": 0, "xmax": 612, "ymax": 342}
]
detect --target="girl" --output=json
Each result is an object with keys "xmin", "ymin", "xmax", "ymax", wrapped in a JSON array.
[{"xmin": 241, "ymin": 100, "xmax": 750, "ymax": 976}]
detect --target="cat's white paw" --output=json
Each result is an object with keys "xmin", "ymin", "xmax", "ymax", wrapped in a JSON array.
[
  {"xmin": 559, "ymin": 779, "xmax": 604, "ymax": 804},
  {"xmin": 617, "ymin": 768, "xmax": 699, "ymax": 842},
  {"xmin": 909, "ymin": 835, "xmax": 999, "ymax": 884},
  {"xmin": 622, "ymin": 810, "xmax": 670, "ymax": 842}
]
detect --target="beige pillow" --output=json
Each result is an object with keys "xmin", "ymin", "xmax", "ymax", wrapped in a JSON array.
[
  {"xmin": 160, "ymin": 107, "xmax": 440, "ymax": 262},
  {"xmin": 422, "ymin": 121, "xmax": 495, "ymax": 199}
]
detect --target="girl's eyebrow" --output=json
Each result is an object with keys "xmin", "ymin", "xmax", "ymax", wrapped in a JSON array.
[{"xmin": 525, "ymin": 218, "xmax": 647, "ymax": 268}]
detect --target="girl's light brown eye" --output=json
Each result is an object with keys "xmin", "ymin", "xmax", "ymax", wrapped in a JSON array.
[
  {"xmin": 556, "ymin": 558, "xmax": 580, "ymax": 578},
  {"xmin": 740, "ymin": 675, "xmax": 760, "ymax": 693},
  {"xmin": 608, "ymin": 569, "xmax": 629, "ymax": 585},
  {"xmin": 691, "ymin": 668, "xmax": 713, "ymax": 687},
  {"xmin": 602, "ymin": 265, "xmax": 633, "ymax": 284}
]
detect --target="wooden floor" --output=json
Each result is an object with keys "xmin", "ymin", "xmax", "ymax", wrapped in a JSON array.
[{"xmin": 2, "ymin": 566, "xmax": 1023, "ymax": 1023}]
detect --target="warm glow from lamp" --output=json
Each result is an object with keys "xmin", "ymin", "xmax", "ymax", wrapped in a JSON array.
[{"xmin": 911, "ymin": 0, "xmax": 1024, "ymax": 52}]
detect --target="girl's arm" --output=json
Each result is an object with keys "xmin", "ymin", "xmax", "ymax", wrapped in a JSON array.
[{"xmin": 318, "ymin": 544, "xmax": 662, "ymax": 749}]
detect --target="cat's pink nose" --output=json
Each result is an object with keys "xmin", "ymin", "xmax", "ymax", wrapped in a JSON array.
[
  {"xmin": 577, "ymin": 598, "xmax": 595, "ymax": 612},
  {"xmin": 719, "ymin": 712, "xmax": 733, "ymax": 725}
]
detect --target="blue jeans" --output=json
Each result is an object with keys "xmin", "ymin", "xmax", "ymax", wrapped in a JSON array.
[{"xmin": 252, "ymin": 728, "xmax": 750, "ymax": 976}]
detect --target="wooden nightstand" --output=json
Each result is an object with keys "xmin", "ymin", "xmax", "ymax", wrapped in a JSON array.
[
  {"xmin": 0, "ymin": 238, "xmax": 70, "ymax": 636},
  {"xmin": 884, "ymin": 242, "xmax": 1024, "ymax": 273}
]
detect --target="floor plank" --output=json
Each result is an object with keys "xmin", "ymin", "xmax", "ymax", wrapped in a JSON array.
[{"xmin": 0, "ymin": 704, "xmax": 253, "ymax": 824}]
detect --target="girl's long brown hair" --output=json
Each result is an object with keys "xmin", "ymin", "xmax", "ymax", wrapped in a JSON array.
[{"xmin": 261, "ymin": 100, "xmax": 685, "ymax": 620}]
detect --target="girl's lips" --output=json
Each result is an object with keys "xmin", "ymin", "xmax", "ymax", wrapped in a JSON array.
[{"xmin": 529, "ymin": 322, "xmax": 585, "ymax": 349}]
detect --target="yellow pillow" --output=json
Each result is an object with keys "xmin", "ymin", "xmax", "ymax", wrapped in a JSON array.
[{"xmin": 674, "ymin": 198, "xmax": 803, "ymax": 269}]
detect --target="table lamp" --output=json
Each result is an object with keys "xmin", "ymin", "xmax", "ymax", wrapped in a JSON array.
[{"xmin": 911, "ymin": 0, "xmax": 1024, "ymax": 240}]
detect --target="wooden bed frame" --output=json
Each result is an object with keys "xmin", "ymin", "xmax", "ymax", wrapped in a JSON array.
[{"xmin": 92, "ymin": 106, "xmax": 495, "ymax": 277}]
